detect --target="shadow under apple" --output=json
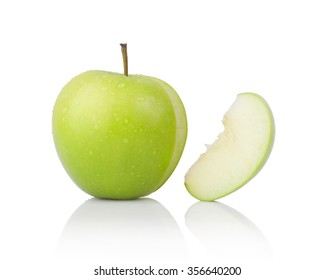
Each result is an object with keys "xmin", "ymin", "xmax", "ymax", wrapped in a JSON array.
[
  {"xmin": 57, "ymin": 198, "xmax": 187, "ymax": 260},
  {"xmin": 185, "ymin": 202, "xmax": 272, "ymax": 260}
]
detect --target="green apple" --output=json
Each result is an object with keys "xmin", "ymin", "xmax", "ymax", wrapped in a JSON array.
[
  {"xmin": 185, "ymin": 92, "xmax": 275, "ymax": 201},
  {"xmin": 52, "ymin": 44, "xmax": 187, "ymax": 199}
]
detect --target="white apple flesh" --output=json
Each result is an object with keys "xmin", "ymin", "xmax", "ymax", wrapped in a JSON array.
[{"xmin": 185, "ymin": 92, "xmax": 275, "ymax": 201}]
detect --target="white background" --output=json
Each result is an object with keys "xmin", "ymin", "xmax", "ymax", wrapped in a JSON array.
[{"xmin": 1, "ymin": 0, "xmax": 335, "ymax": 279}]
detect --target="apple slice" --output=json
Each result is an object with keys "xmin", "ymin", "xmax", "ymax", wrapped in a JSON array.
[{"xmin": 185, "ymin": 92, "xmax": 275, "ymax": 201}]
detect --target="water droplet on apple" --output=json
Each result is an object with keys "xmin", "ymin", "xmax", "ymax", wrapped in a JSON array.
[
  {"xmin": 94, "ymin": 124, "xmax": 99, "ymax": 129},
  {"xmin": 123, "ymin": 138, "xmax": 128, "ymax": 144},
  {"xmin": 62, "ymin": 107, "xmax": 67, "ymax": 113},
  {"xmin": 124, "ymin": 118, "xmax": 129, "ymax": 124},
  {"xmin": 137, "ymin": 97, "xmax": 144, "ymax": 102},
  {"xmin": 118, "ymin": 83, "xmax": 125, "ymax": 88}
]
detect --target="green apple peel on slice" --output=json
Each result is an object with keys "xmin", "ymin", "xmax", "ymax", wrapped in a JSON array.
[{"xmin": 185, "ymin": 93, "xmax": 275, "ymax": 201}]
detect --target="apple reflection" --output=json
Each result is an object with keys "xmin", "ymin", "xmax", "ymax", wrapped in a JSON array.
[
  {"xmin": 185, "ymin": 202, "xmax": 272, "ymax": 260},
  {"xmin": 57, "ymin": 198, "xmax": 187, "ymax": 260}
]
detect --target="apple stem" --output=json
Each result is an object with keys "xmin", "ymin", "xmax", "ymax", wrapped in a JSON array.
[{"xmin": 120, "ymin": 43, "xmax": 128, "ymax": 76}]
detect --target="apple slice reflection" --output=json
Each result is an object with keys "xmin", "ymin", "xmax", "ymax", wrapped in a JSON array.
[{"xmin": 185, "ymin": 202, "xmax": 272, "ymax": 260}]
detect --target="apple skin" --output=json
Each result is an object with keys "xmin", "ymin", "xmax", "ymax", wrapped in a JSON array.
[
  {"xmin": 53, "ymin": 70, "xmax": 187, "ymax": 199},
  {"xmin": 185, "ymin": 92, "xmax": 275, "ymax": 201}
]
